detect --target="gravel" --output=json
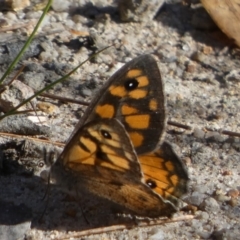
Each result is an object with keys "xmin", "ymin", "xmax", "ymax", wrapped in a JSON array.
[{"xmin": 0, "ymin": 0, "xmax": 239, "ymax": 239}]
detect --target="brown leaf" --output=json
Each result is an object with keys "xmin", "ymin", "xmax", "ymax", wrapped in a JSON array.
[{"xmin": 201, "ymin": 0, "xmax": 240, "ymax": 47}]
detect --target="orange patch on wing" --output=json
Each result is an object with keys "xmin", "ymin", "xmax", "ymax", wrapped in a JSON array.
[
  {"xmin": 128, "ymin": 89, "xmax": 148, "ymax": 99},
  {"xmin": 109, "ymin": 85, "xmax": 127, "ymax": 97},
  {"xmin": 141, "ymin": 164, "xmax": 169, "ymax": 183},
  {"xmin": 104, "ymin": 155, "xmax": 130, "ymax": 171},
  {"xmin": 101, "ymin": 145, "xmax": 117, "ymax": 155},
  {"xmin": 126, "ymin": 69, "xmax": 142, "ymax": 78},
  {"xmin": 121, "ymin": 105, "xmax": 139, "ymax": 115},
  {"xmin": 149, "ymin": 99, "xmax": 158, "ymax": 111},
  {"xmin": 155, "ymin": 183, "xmax": 170, "ymax": 196},
  {"xmin": 66, "ymin": 137, "xmax": 96, "ymax": 165},
  {"xmin": 125, "ymin": 114, "xmax": 150, "ymax": 128},
  {"xmin": 95, "ymin": 104, "xmax": 115, "ymax": 118},
  {"xmin": 170, "ymin": 174, "xmax": 179, "ymax": 186},
  {"xmin": 81, "ymin": 157, "xmax": 96, "ymax": 165},
  {"xmin": 139, "ymin": 154, "xmax": 165, "ymax": 166},
  {"xmin": 165, "ymin": 161, "xmax": 174, "ymax": 171},
  {"xmin": 125, "ymin": 151, "xmax": 135, "ymax": 162},
  {"xmin": 129, "ymin": 132, "xmax": 144, "ymax": 147},
  {"xmin": 136, "ymin": 76, "xmax": 149, "ymax": 87}
]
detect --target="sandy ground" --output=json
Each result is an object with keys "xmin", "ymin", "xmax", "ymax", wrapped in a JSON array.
[{"xmin": 0, "ymin": 0, "xmax": 239, "ymax": 239}]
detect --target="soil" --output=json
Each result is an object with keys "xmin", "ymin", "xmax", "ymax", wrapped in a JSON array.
[{"xmin": 0, "ymin": 0, "xmax": 239, "ymax": 239}]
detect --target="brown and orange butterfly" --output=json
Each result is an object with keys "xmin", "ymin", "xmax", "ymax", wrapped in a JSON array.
[{"xmin": 50, "ymin": 54, "xmax": 188, "ymax": 218}]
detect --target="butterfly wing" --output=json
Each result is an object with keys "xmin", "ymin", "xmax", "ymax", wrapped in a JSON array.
[
  {"xmin": 53, "ymin": 55, "xmax": 188, "ymax": 217},
  {"xmin": 51, "ymin": 119, "xmax": 177, "ymax": 217},
  {"xmin": 63, "ymin": 54, "xmax": 165, "ymax": 155},
  {"xmin": 139, "ymin": 141, "xmax": 189, "ymax": 207}
]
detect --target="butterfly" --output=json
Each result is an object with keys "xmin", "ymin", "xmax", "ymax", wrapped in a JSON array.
[{"xmin": 50, "ymin": 54, "xmax": 189, "ymax": 218}]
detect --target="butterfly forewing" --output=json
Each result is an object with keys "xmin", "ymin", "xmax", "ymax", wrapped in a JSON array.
[{"xmin": 64, "ymin": 55, "xmax": 166, "ymax": 155}]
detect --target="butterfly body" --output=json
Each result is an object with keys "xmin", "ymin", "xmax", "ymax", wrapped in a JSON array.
[{"xmin": 50, "ymin": 54, "xmax": 188, "ymax": 218}]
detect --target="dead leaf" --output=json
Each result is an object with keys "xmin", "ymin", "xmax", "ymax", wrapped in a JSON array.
[{"xmin": 201, "ymin": 0, "xmax": 240, "ymax": 47}]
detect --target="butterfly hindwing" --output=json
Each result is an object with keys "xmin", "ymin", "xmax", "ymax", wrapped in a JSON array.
[{"xmin": 139, "ymin": 141, "xmax": 188, "ymax": 207}]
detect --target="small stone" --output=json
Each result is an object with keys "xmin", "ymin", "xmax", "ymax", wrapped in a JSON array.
[
  {"xmin": 199, "ymin": 197, "xmax": 220, "ymax": 213},
  {"xmin": 186, "ymin": 62, "xmax": 197, "ymax": 73},
  {"xmin": 197, "ymin": 211, "xmax": 209, "ymax": 221},
  {"xmin": 37, "ymin": 102, "xmax": 60, "ymax": 115},
  {"xmin": 80, "ymin": 88, "xmax": 93, "ymax": 97},
  {"xmin": 202, "ymin": 45, "xmax": 213, "ymax": 55},
  {"xmin": 186, "ymin": 192, "xmax": 206, "ymax": 207},
  {"xmin": 222, "ymin": 170, "xmax": 232, "ymax": 176},
  {"xmin": 225, "ymin": 69, "xmax": 240, "ymax": 82},
  {"xmin": 210, "ymin": 228, "xmax": 240, "ymax": 240},
  {"xmin": 0, "ymin": 18, "xmax": 8, "ymax": 27},
  {"xmin": 205, "ymin": 131, "xmax": 221, "ymax": 142},
  {"xmin": 183, "ymin": 157, "xmax": 192, "ymax": 166},
  {"xmin": 193, "ymin": 128, "xmax": 205, "ymax": 139},
  {"xmin": 25, "ymin": 10, "xmax": 43, "ymax": 20},
  {"xmin": 227, "ymin": 198, "xmax": 238, "ymax": 207},
  {"xmin": 227, "ymin": 189, "xmax": 239, "ymax": 198},
  {"xmin": 214, "ymin": 192, "xmax": 231, "ymax": 203},
  {"xmin": 118, "ymin": 0, "xmax": 165, "ymax": 22},
  {"xmin": 149, "ymin": 228, "xmax": 165, "ymax": 240},
  {"xmin": 5, "ymin": 0, "xmax": 30, "ymax": 11},
  {"xmin": 191, "ymin": 51, "xmax": 206, "ymax": 62},
  {"xmin": 51, "ymin": 0, "xmax": 70, "ymax": 12},
  {"xmin": 5, "ymin": 11, "xmax": 17, "ymax": 20}
]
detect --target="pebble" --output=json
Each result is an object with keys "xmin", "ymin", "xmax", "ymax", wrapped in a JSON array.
[
  {"xmin": 227, "ymin": 198, "xmax": 238, "ymax": 207},
  {"xmin": 227, "ymin": 189, "xmax": 239, "ymax": 198},
  {"xmin": 191, "ymin": 51, "xmax": 206, "ymax": 62},
  {"xmin": 5, "ymin": 0, "xmax": 30, "ymax": 11},
  {"xmin": 214, "ymin": 191, "xmax": 231, "ymax": 203},
  {"xmin": 211, "ymin": 228, "xmax": 240, "ymax": 240},
  {"xmin": 20, "ymin": 71, "xmax": 45, "ymax": 90},
  {"xmin": 186, "ymin": 61, "xmax": 197, "ymax": 73},
  {"xmin": 0, "ymin": 1, "xmax": 239, "ymax": 239},
  {"xmin": 149, "ymin": 229, "xmax": 165, "ymax": 240},
  {"xmin": 186, "ymin": 192, "xmax": 206, "ymax": 206},
  {"xmin": 196, "ymin": 211, "xmax": 209, "ymax": 221},
  {"xmin": 51, "ymin": 0, "xmax": 70, "ymax": 12},
  {"xmin": 193, "ymin": 127, "xmax": 205, "ymax": 139},
  {"xmin": 37, "ymin": 102, "xmax": 60, "ymax": 115},
  {"xmin": 183, "ymin": 157, "xmax": 192, "ymax": 166},
  {"xmin": 24, "ymin": 10, "xmax": 43, "ymax": 19},
  {"xmin": 4, "ymin": 11, "xmax": 17, "ymax": 21},
  {"xmin": 118, "ymin": 0, "xmax": 165, "ymax": 22},
  {"xmin": 225, "ymin": 69, "xmax": 240, "ymax": 82},
  {"xmin": 199, "ymin": 197, "xmax": 220, "ymax": 213},
  {"xmin": 205, "ymin": 131, "xmax": 222, "ymax": 142}
]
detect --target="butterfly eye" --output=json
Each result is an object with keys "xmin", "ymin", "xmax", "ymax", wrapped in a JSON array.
[
  {"xmin": 100, "ymin": 129, "xmax": 112, "ymax": 139},
  {"xmin": 146, "ymin": 179, "xmax": 157, "ymax": 189},
  {"xmin": 38, "ymin": 161, "xmax": 44, "ymax": 168},
  {"xmin": 124, "ymin": 79, "xmax": 139, "ymax": 91}
]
